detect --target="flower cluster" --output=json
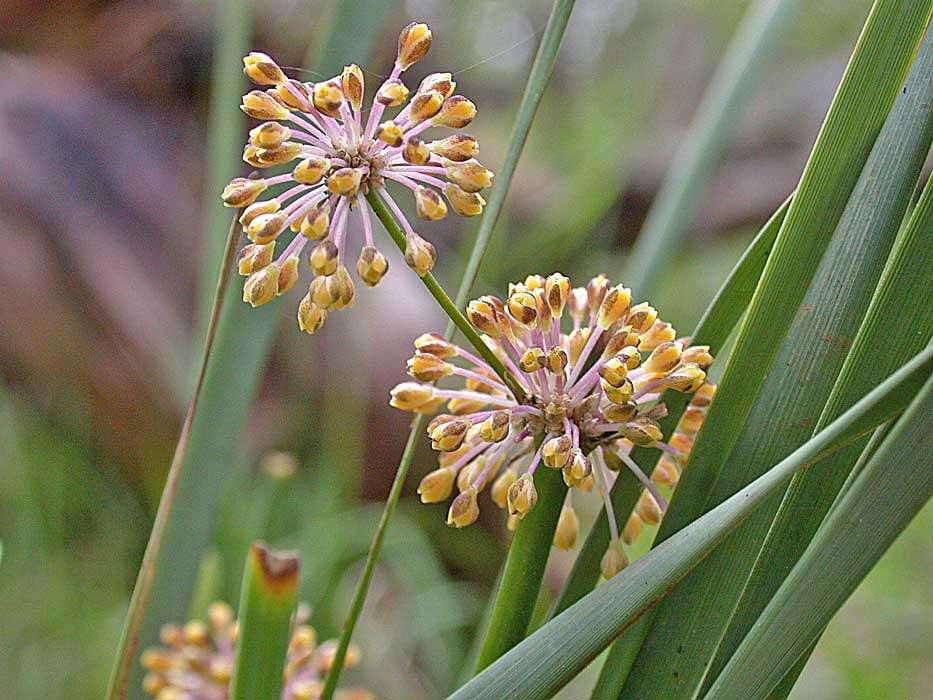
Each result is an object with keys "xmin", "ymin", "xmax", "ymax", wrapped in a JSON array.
[
  {"xmin": 390, "ymin": 273, "xmax": 714, "ymax": 577},
  {"xmin": 222, "ymin": 22, "xmax": 493, "ymax": 335},
  {"xmin": 140, "ymin": 602, "xmax": 371, "ymax": 700}
]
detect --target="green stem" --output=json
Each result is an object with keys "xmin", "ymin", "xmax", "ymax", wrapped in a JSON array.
[{"xmin": 474, "ymin": 461, "xmax": 566, "ymax": 672}]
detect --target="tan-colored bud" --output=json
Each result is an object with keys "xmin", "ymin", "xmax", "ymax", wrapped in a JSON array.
[
  {"xmin": 639, "ymin": 321, "xmax": 676, "ymax": 352},
  {"xmin": 430, "ymin": 419, "xmax": 470, "ymax": 452},
  {"xmin": 682, "ymin": 344, "xmax": 714, "ymax": 369},
  {"xmin": 507, "ymin": 290, "xmax": 537, "ymax": 326},
  {"xmin": 447, "ymin": 487, "xmax": 479, "ymax": 528},
  {"xmin": 434, "ymin": 95, "xmax": 476, "ymax": 128},
  {"xmin": 404, "ymin": 233, "xmax": 436, "ymax": 277},
  {"xmin": 414, "ymin": 185, "xmax": 448, "ymax": 220},
  {"xmin": 418, "ymin": 72, "xmax": 455, "ymax": 98},
  {"xmin": 597, "ymin": 285, "xmax": 632, "ymax": 329},
  {"xmin": 546, "ymin": 347, "xmax": 568, "ymax": 375},
  {"xmin": 507, "ymin": 473, "xmax": 538, "ymax": 519},
  {"xmin": 242, "ymin": 144, "xmax": 265, "ymax": 168},
  {"xmin": 479, "ymin": 410, "xmax": 510, "ymax": 443},
  {"xmin": 645, "ymin": 341, "xmax": 683, "ymax": 374},
  {"xmin": 520, "ymin": 347, "xmax": 546, "ymax": 373},
  {"xmin": 554, "ymin": 506, "xmax": 580, "ymax": 550},
  {"xmin": 414, "ymin": 332, "xmax": 456, "ymax": 359},
  {"xmin": 636, "ymin": 490, "xmax": 663, "ymax": 524},
  {"xmin": 312, "ymin": 81, "xmax": 343, "ymax": 118},
  {"xmin": 568, "ymin": 327, "xmax": 591, "ymax": 365},
  {"xmin": 308, "ymin": 239, "xmax": 339, "ymax": 276},
  {"xmin": 622, "ymin": 513, "xmax": 644, "ymax": 545},
  {"xmin": 243, "ymin": 52, "xmax": 286, "ymax": 86},
  {"xmin": 397, "ymin": 22, "xmax": 433, "ymax": 70},
  {"xmin": 443, "ymin": 183, "xmax": 485, "ymax": 216},
  {"xmin": 241, "ymin": 90, "xmax": 290, "ymax": 120},
  {"xmin": 356, "ymin": 246, "xmax": 388, "ymax": 286},
  {"xmin": 585, "ymin": 274, "xmax": 608, "ymax": 310},
  {"xmin": 239, "ymin": 199, "xmax": 280, "ymax": 229},
  {"xmin": 274, "ymin": 79, "xmax": 311, "ymax": 109},
  {"xmin": 448, "ymin": 397, "xmax": 488, "ymax": 414},
  {"xmin": 389, "ymin": 382, "xmax": 436, "ymax": 411},
  {"xmin": 255, "ymin": 141, "xmax": 302, "ymax": 167},
  {"xmin": 455, "ymin": 460, "xmax": 477, "ymax": 492},
  {"xmin": 566, "ymin": 449, "xmax": 592, "ymax": 481},
  {"xmin": 603, "ymin": 329, "xmax": 639, "ymax": 357},
  {"xmin": 243, "ymin": 264, "xmax": 280, "ymax": 307},
  {"xmin": 408, "ymin": 351, "xmax": 454, "ymax": 381},
  {"xmin": 445, "ymin": 159, "xmax": 493, "ymax": 192},
  {"xmin": 341, "ymin": 64, "xmax": 364, "ymax": 110},
  {"xmin": 301, "ymin": 206, "xmax": 330, "ymax": 240},
  {"xmin": 652, "ymin": 456, "xmax": 680, "ymax": 487},
  {"xmin": 222, "ymin": 177, "xmax": 267, "ymax": 208},
  {"xmin": 250, "ymin": 121, "xmax": 291, "ymax": 149},
  {"xmin": 293, "ymin": 156, "xmax": 330, "ymax": 185},
  {"xmin": 247, "ymin": 211, "xmax": 287, "ymax": 244},
  {"xmin": 409, "ymin": 90, "xmax": 444, "ymax": 122},
  {"xmin": 430, "ymin": 134, "xmax": 479, "ymax": 162},
  {"xmin": 486, "ymin": 469, "xmax": 514, "ymax": 510},
  {"xmin": 603, "ymin": 401, "xmax": 638, "ymax": 424},
  {"xmin": 542, "ymin": 435, "xmax": 572, "ymax": 470},
  {"xmin": 602, "ymin": 378, "xmax": 634, "ymax": 405},
  {"xmin": 327, "ymin": 167, "xmax": 364, "ymax": 197},
  {"xmin": 599, "ymin": 356, "xmax": 629, "ymax": 387},
  {"xmin": 376, "ymin": 120, "xmax": 404, "ymax": 146},
  {"xmin": 627, "ymin": 302, "xmax": 658, "ymax": 334},
  {"xmin": 467, "ymin": 297, "xmax": 502, "ymax": 338},
  {"xmin": 543, "ymin": 273, "xmax": 570, "ymax": 317},
  {"xmin": 601, "ymin": 538, "xmax": 629, "ymax": 579},
  {"xmin": 660, "ymin": 363, "xmax": 707, "ymax": 393},
  {"xmin": 326, "ymin": 265, "xmax": 355, "ymax": 308},
  {"xmin": 403, "ymin": 137, "xmax": 431, "ymax": 165},
  {"xmin": 375, "ymin": 78, "xmax": 409, "ymax": 107},
  {"xmin": 417, "ymin": 468, "xmax": 455, "ymax": 503},
  {"xmin": 236, "ymin": 242, "xmax": 275, "ymax": 276},
  {"xmin": 622, "ymin": 417, "xmax": 663, "ymax": 447},
  {"xmin": 277, "ymin": 255, "xmax": 300, "ymax": 295}
]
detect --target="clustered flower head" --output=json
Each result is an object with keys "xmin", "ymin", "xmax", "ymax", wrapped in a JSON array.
[
  {"xmin": 390, "ymin": 273, "xmax": 715, "ymax": 578},
  {"xmin": 140, "ymin": 602, "xmax": 371, "ymax": 700},
  {"xmin": 222, "ymin": 22, "xmax": 493, "ymax": 335}
]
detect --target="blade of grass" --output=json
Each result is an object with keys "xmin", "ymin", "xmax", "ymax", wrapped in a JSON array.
[
  {"xmin": 705, "ymin": 371, "xmax": 933, "ymax": 700},
  {"xmin": 624, "ymin": 0, "xmax": 799, "ymax": 297},
  {"xmin": 447, "ymin": 346, "xmax": 932, "ymax": 700},
  {"xmin": 594, "ymin": 1, "xmax": 933, "ymax": 694},
  {"xmin": 613, "ymin": 22, "xmax": 933, "ymax": 698},
  {"xmin": 229, "ymin": 543, "xmax": 300, "ymax": 700},
  {"xmin": 318, "ymin": 2, "xmax": 576, "ymax": 695},
  {"xmin": 550, "ymin": 193, "xmax": 791, "ymax": 618}
]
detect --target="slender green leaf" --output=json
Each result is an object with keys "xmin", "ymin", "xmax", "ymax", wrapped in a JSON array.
[
  {"xmin": 706, "ymin": 372, "xmax": 933, "ymax": 700},
  {"xmin": 624, "ymin": 0, "xmax": 799, "ymax": 297},
  {"xmin": 447, "ymin": 346, "xmax": 932, "ymax": 700},
  {"xmin": 551, "ymin": 194, "xmax": 791, "ymax": 618},
  {"xmin": 229, "ymin": 543, "xmax": 300, "ymax": 700}
]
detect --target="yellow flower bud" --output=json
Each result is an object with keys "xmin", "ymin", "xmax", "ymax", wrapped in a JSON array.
[
  {"xmin": 256, "ymin": 141, "xmax": 302, "ymax": 167},
  {"xmin": 660, "ymin": 363, "xmax": 707, "ymax": 393},
  {"xmin": 636, "ymin": 490, "xmax": 663, "ymax": 525},
  {"xmin": 553, "ymin": 506, "xmax": 579, "ymax": 550},
  {"xmin": 356, "ymin": 246, "xmax": 389, "ymax": 286},
  {"xmin": 397, "ymin": 22, "xmax": 433, "ymax": 70},
  {"xmin": 597, "ymin": 284, "xmax": 632, "ymax": 330},
  {"xmin": 242, "ymin": 144, "xmax": 265, "ymax": 168},
  {"xmin": 407, "ymin": 351, "xmax": 454, "ymax": 381},
  {"xmin": 433, "ymin": 95, "xmax": 476, "ymax": 128},
  {"xmin": 236, "ymin": 242, "xmax": 275, "ymax": 276},
  {"xmin": 601, "ymin": 538, "xmax": 629, "ymax": 579},
  {"xmin": 222, "ymin": 177, "xmax": 267, "ymax": 208},
  {"xmin": 274, "ymin": 79, "xmax": 311, "ymax": 109},
  {"xmin": 544, "ymin": 273, "xmax": 570, "ymax": 317},
  {"xmin": 507, "ymin": 290, "xmax": 538, "ymax": 326},
  {"xmin": 312, "ymin": 80, "xmax": 343, "ymax": 118},
  {"xmin": 376, "ymin": 120, "xmax": 404, "ymax": 147},
  {"xmin": 430, "ymin": 134, "xmax": 479, "ymax": 162},
  {"xmin": 418, "ymin": 72, "xmax": 455, "ymax": 99},
  {"xmin": 622, "ymin": 417, "xmax": 663, "ymax": 447},
  {"xmin": 542, "ymin": 435, "xmax": 572, "ymax": 470},
  {"xmin": 602, "ymin": 378, "xmax": 634, "ymax": 405},
  {"xmin": 491, "ymin": 468, "xmax": 517, "ymax": 509},
  {"xmin": 567, "ymin": 450, "xmax": 592, "ymax": 482},
  {"xmin": 239, "ymin": 199, "xmax": 280, "ymax": 229},
  {"xmin": 341, "ymin": 64, "xmax": 364, "ymax": 110},
  {"xmin": 402, "ymin": 137, "xmax": 431, "ymax": 165},
  {"xmin": 241, "ymin": 90, "xmax": 290, "ymax": 120},
  {"xmin": 417, "ymin": 468, "xmax": 455, "ymax": 503},
  {"xmin": 301, "ymin": 206, "xmax": 330, "ymax": 240},
  {"xmin": 599, "ymin": 356, "xmax": 629, "ymax": 388},
  {"xmin": 243, "ymin": 264, "xmax": 280, "ymax": 307},
  {"xmin": 639, "ymin": 321, "xmax": 677, "ymax": 352},
  {"xmin": 622, "ymin": 513, "xmax": 644, "ymax": 545},
  {"xmin": 479, "ymin": 410, "xmax": 510, "ymax": 443},
  {"xmin": 447, "ymin": 487, "xmax": 479, "ymax": 528},
  {"xmin": 375, "ymin": 78, "xmax": 409, "ymax": 107},
  {"xmin": 682, "ymin": 344, "xmax": 714, "ymax": 369},
  {"xmin": 243, "ymin": 52, "xmax": 286, "ymax": 86},
  {"xmin": 603, "ymin": 329, "xmax": 640, "ymax": 358},
  {"xmin": 626, "ymin": 302, "xmax": 658, "ymax": 334},
  {"xmin": 327, "ymin": 167, "xmax": 364, "ymax": 197},
  {"xmin": 520, "ymin": 347, "xmax": 546, "ymax": 373},
  {"xmin": 413, "ymin": 332, "xmax": 456, "ymax": 359},
  {"xmin": 448, "ymin": 397, "xmax": 488, "ymax": 415},
  {"xmin": 443, "ymin": 183, "xmax": 485, "ymax": 216},
  {"xmin": 292, "ymin": 156, "xmax": 330, "ymax": 185},
  {"xmin": 645, "ymin": 341, "xmax": 683, "ymax": 374},
  {"xmin": 507, "ymin": 473, "xmax": 538, "ymax": 519},
  {"xmin": 325, "ymin": 265, "xmax": 355, "ymax": 309},
  {"xmin": 308, "ymin": 240, "xmax": 339, "ymax": 276},
  {"xmin": 389, "ymin": 382, "xmax": 436, "ymax": 411},
  {"xmin": 246, "ymin": 211, "xmax": 287, "ymax": 244},
  {"xmin": 404, "ymin": 233, "xmax": 436, "ymax": 277},
  {"xmin": 467, "ymin": 296, "xmax": 503, "ymax": 338},
  {"xmin": 414, "ymin": 185, "xmax": 448, "ymax": 220},
  {"xmin": 277, "ymin": 255, "xmax": 300, "ymax": 295},
  {"xmin": 249, "ymin": 121, "xmax": 290, "ymax": 149},
  {"xmin": 409, "ymin": 90, "xmax": 444, "ymax": 122},
  {"xmin": 603, "ymin": 402, "xmax": 638, "ymax": 424},
  {"xmin": 546, "ymin": 348, "xmax": 568, "ymax": 375},
  {"xmin": 445, "ymin": 159, "xmax": 493, "ymax": 192},
  {"xmin": 568, "ymin": 327, "xmax": 591, "ymax": 365}
]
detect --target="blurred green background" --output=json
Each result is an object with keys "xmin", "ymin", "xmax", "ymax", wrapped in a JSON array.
[{"xmin": 0, "ymin": 0, "xmax": 929, "ymax": 698}]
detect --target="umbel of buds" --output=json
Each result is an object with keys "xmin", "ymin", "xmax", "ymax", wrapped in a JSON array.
[
  {"xmin": 390, "ymin": 273, "xmax": 716, "ymax": 578},
  {"xmin": 139, "ymin": 601, "xmax": 372, "ymax": 700},
  {"xmin": 224, "ymin": 23, "xmax": 494, "ymax": 336}
]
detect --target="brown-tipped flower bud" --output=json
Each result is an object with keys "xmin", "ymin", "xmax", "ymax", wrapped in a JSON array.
[
  {"xmin": 430, "ymin": 419, "xmax": 470, "ymax": 452},
  {"xmin": 327, "ymin": 167, "xmax": 365, "ymax": 196},
  {"xmin": 636, "ymin": 490, "xmax": 663, "ymax": 525},
  {"xmin": 326, "ymin": 265, "xmax": 355, "ymax": 308},
  {"xmin": 542, "ymin": 435, "xmax": 572, "ymax": 470},
  {"xmin": 603, "ymin": 329, "xmax": 639, "ymax": 357},
  {"xmin": 255, "ymin": 141, "xmax": 302, "ymax": 167},
  {"xmin": 658, "ymin": 363, "xmax": 706, "ymax": 393},
  {"xmin": 434, "ymin": 95, "xmax": 476, "ymax": 128},
  {"xmin": 397, "ymin": 22, "xmax": 432, "ymax": 70},
  {"xmin": 292, "ymin": 156, "xmax": 329, "ymax": 185},
  {"xmin": 639, "ymin": 321, "xmax": 676, "ymax": 352},
  {"xmin": 544, "ymin": 273, "xmax": 570, "ymax": 317},
  {"xmin": 587, "ymin": 274, "xmax": 610, "ymax": 311},
  {"xmin": 297, "ymin": 294, "xmax": 327, "ymax": 334},
  {"xmin": 418, "ymin": 72, "xmax": 455, "ymax": 98},
  {"xmin": 507, "ymin": 473, "xmax": 537, "ymax": 519},
  {"xmin": 601, "ymin": 538, "xmax": 629, "ymax": 579},
  {"xmin": 479, "ymin": 410, "xmax": 510, "ymax": 443},
  {"xmin": 414, "ymin": 332, "xmax": 457, "ymax": 359},
  {"xmin": 389, "ymin": 382, "xmax": 436, "ymax": 411},
  {"xmin": 622, "ymin": 417, "xmax": 663, "ymax": 447},
  {"xmin": 308, "ymin": 239, "xmax": 339, "ymax": 276},
  {"xmin": 239, "ymin": 199, "xmax": 280, "ymax": 229},
  {"xmin": 375, "ymin": 78, "xmax": 409, "ymax": 106},
  {"xmin": 507, "ymin": 289, "xmax": 538, "ymax": 326},
  {"xmin": 301, "ymin": 206, "xmax": 330, "ymax": 240},
  {"xmin": 409, "ymin": 90, "xmax": 444, "ymax": 122},
  {"xmin": 341, "ymin": 64, "xmax": 364, "ymax": 110},
  {"xmin": 407, "ymin": 351, "xmax": 454, "ymax": 382},
  {"xmin": 376, "ymin": 120, "xmax": 404, "ymax": 147},
  {"xmin": 491, "ymin": 468, "xmax": 517, "ymax": 509},
  {"xmin": 246, "ymin": 211, "xmax": 287, "ymax": 244},
  {"xmin": 520, "ymin": 347, "xmax": 546, "ymax": 373},
  {"xmin": 274, "ymin": 79, "xmax": 311, "ymax": 109},
  {"xmin": 277, "ymin": 255, "xmax": 300, "ymax": 295},
  {"xmin": 447, "ymin": 487, "xmax": 479, "ymax": 528},
  {"xmin": 312, "ymin": 80, "xmax": 343, "ymax": 118},
  {"xmin": 402, "ymin": 137, "xmax": 431, "ymax": 165},
  {"xmin": 404, "ymin": 233, "xmax": 436, "ymax": 277},
  {"xmin": 249, "ymin": 121, "xmax": 291, "ymax": 149},
  {"xmin": 599, "ymin": 356, "xmax": 630, "ymax": 388},
  {"xmin": 467, "ymin": 296, "xmax": 503, "ymax": 338},
  {"xmin": 430, "ymin": 134, "xmax": 479, "ymax": 162},
  {"xmin": 241, "ymin": 90, "xmax": 290, "ymax": 120},
  {"xmin": 622, "ymin": 513, "xmax": 644, "ymax": 545},
  {"xmin": 237, "ymin": 242, "xmax": 275, "ymax": 276},
  {"xmin": 445, "ymin": 159, "xmax": 493, "ymax": 192},
  {"xmin": 597, "ymin": 284, "xmax": 632, "ymax": 330},
  {"xmin": 243, "ymin": 52, "xmax": 286, "ymax": 86},
  {"xmin": 602, "ymin": 378, "xmax": 634, "ymax": 405},
  {"xmin": 356, "ymin": 246, "xmax": 388, "ymax": 286},
  {"xmin": 554, "ymin": 506, "xmax": 580, "ymax": 550},
  {"xmin": 626, "ymin": 302, "xmax": 658, "ymax": 334},
  {"xmin": 565, "ymin": 449, "xmax": 592, "ymax": 481},
  {"xmin": 243, "ymin": 264, "xmax": 280, "ymax": 307},
  {"xmin": 568, "ymin": 327, "xmax": 591, "ymax": 365},
  {"xmin": 417, "ymin": 468, "xmax": 455, "ymax": 503},
  {"xmin": 645, "ymin": 341, "xmax": 683, "ymax": 374},
  {"xmin": 546, "ymin": 348, "xmax": 568, "ymax": 375},
  {"xmin": 568, "ymin": 287, "xmax": 589, "ymax": 323},
  {"xmin": 603, "ymin": 402, "xmax": 638, "ymax": 425},
  {"xmin": 414, "ymin": 185, "xmax": 448, "ymax": 220},
  {"xmin": 222, "ymin": 177, "xmax": 267, "ymax": 208},
  {"xmin": 682, "ymin": 344, "xmax": 714, "ymax": 370},
  {"xmin": 444, "ymin": 183, "xmax": 485, "ymax": 216}
]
